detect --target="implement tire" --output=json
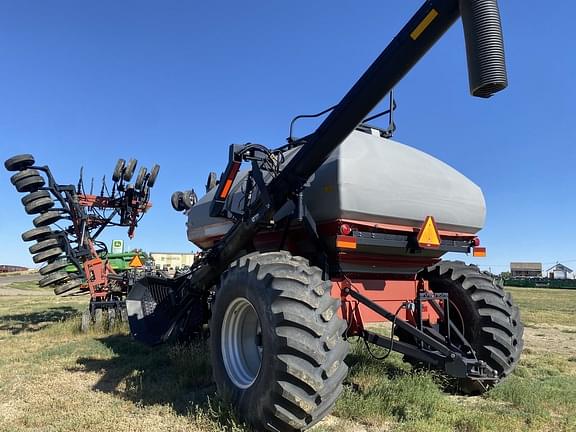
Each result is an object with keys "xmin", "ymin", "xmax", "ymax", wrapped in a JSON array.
[
  {"xmin": 14, "ymin": 175, "xmax": 45, "ymax": 193},
  {"xmin": 39, "ymin": 259, "xmax": 68, "ymax": 276},
  {"xmin": 25, "ymin": 197, "xmax": 54, "ymax": 215},
  {"xmin": 39, "ymin": 272, "xmax": 69, "ymax": 287},
  {"xmin": 32, "ymin": 247, "xmax": 63, "ymax": 264},
  {"xmin": 54, "ymin": 279, "xmax": 82, "ymax": 295},
  {"xmin": 418, "ymin": 261, "xmax": 524, "ymax": 394},
  {"xmin": 29, "ymin": 238, "xmax": 60, "ymax": 254},
  {"xmin": 21, "ymin": 190, "xmax": 50, "ymax": 206},
  {"xmin": 33, "ymin": 211, "xmax": 63, "ymax": 227},
  {"xmin": 22, "ymin": 226, "xmax": 53, "ymax": 242},
  {"xmin": 210, "ymin": 251, "xmax": 349, "ymax": 432},
  {"xmin": 5, "ymin": 154, "xmax": 35, "ymax": 171}
]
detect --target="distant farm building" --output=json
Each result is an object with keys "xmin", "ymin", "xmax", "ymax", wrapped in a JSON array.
[
  {"xmin": 0, "ymin": 265, "xmax": 28, "ymax": 273},
  {"xmin": 546, "ymin": 263, "xmax": 574, "ymax": 280},
  {"xmin": 149, "ymin": 252, "xmax": 196, "ymax": 270},
  {"xmin": 510, "ymin": 262, "xmax": 542, "ymax": 278}
]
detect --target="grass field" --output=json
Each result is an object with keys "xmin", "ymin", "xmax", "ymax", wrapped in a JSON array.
[{"xmin": 1, "ymin": 284, "xmax": 575, "ymax": 432}]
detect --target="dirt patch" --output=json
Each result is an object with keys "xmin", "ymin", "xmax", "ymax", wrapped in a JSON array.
[{"xmin": 523, "ymin": 323, "xmax": 576, "ymax": 357}]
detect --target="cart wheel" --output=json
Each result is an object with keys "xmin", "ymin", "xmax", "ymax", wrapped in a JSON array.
[
  {"xmin": 135, "ymin": 167, "xmax": 147, "ymax": 190},
  {"xmin": 22, "ymin": 226, "xmax": 53, "ymax": 242},
  {"xmin": 147, "ymin": 164, "xmax": 160, "ymax": 187},
  {"xmin": 80, "ymin": 309, "xmax": 92, "ymax": 333},
  {"xmin": 124, "ymin": 159, "xmax": 137, "ymax": 181},
  {"xmin": 210, "ymin": 251, "xmax": 349, "ymax": 431},
  {"xmin": 33, "ymin": 211, "xmax": 63, "ymax": 227},
  {"xmin": 403, "ymin": 261, "xmax": 524, "ymax": 394},
  {"xmin": 112, "ymin": 159, "xmax": 125, "ymax": 182},
  {"xmin": 4, "ymin": 154, "xmax": 35, "ymax": 171}
]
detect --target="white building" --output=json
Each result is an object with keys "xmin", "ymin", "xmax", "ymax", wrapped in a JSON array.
[
  {"xmin": 546, "ymin": 263, "xmax": 574, "ymax": 280},
  {"xmin": 149, "ymin": 252, "xmax": 196, "ymax": 270}
]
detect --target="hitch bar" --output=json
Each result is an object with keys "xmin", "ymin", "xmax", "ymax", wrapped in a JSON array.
[{"xmin": 343, "ymin": 287, "xmax": 498, "ymax": 380}]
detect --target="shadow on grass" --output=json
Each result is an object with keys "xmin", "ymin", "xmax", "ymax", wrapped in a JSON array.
[
  {"xmin": 69, "ymin": 334, "xmax": 245, "ymax": 428},
  {"xmin": 0, "ymin": 306, "xmax": 79, "ymax": 334}
]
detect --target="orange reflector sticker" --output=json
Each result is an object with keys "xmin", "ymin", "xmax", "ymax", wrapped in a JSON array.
[
  {"xmin": 473, "ymin": 247, "xmax": 487, "ymax": 257},
  {"xmin": 129, "ymin": 255, "xmax": 144, "ymax": 268},
  {"xmin": 219, "ymin": 179, "xmax": 234, "ymax": 199},
  {"xmin": 417, "ymin": 216, "xmax": 441, "ymax": 249},
  {"xmin": 336, "ymin": 235, "xmax": 357, "ymax": 250}
]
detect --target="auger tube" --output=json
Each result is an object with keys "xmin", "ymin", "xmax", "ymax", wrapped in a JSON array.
[{"xmin": 192, "ymin": 0, "xmax": 507, "ymax": 288}]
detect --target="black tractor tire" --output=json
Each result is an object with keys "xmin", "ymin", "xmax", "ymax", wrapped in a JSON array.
[
  {"xmin": 29, "ymin": 238, "xmax": 61, "ymax": 254},
  {"xmin": 25, "ymin": 197, "xmax": 55, "ymax": 215},
  {"xmin": 54, "ymin": 279, "xmax": 82, "ymax": 296},
  {"xmin": 124, "ymin": 159, "xmax": 137, "ymax": 181},
  {"xmin": 5, "ymin": 154, "xmax": 35, "ymax": 171},
  {"xmin": 147, "ymin": 164, "xmax": 160, "ymax": 187},
  {"xmin": 14, "ymin": 175, "xmax": 45, "ymax": 193},
  {"xmin": 39, "ymin": 272, "xmax": 70, "ymax": 287},
  {"xmin": 22, "ymin": 226, "xmax": 53, "ymax": 242},
  {"xmin": 33, "ymin": 211, "xmax": 63, "ymax": 227},
  {"xmin": 210, "ymin": 251, "xmax": 349, "ymax": 432},
  {"xmin": 417, "ymin": 261, "xmax": 524, "ymax": 394},
  {"xmin": 39, "ymin": 259, "xmax": 68, "ymax": 276},
  {"xmin": 33, "ymin": 247, "xmax": 64, "ymax": 264},
  {"xmin": 112, "ymin": 159, "xmax": 125, "ymax": 182},
  {"xmin": 21, "ymin": 190, "xmax": 50, "ymax": 206},
  {"xmin": 135, "ymin": 167, "xmax": 147, "ymax": 190}
]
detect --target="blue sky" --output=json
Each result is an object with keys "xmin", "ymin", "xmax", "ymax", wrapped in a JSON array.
[{"xmin": 0, "ymin": 1, "xmax": 574, "ymax": 273}]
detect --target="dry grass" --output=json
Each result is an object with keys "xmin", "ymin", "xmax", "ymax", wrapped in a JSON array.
[{"xmin": 0, "ymin": 284, "xmax": 575, "ymax": 431}]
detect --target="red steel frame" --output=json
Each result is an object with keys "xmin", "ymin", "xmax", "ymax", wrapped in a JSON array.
[
  {"xmin": 195, "ymin": 216, "xmax": 476, "ymax": 330},
  {"xmin": 71, "ymin": 193, "xmax": 151, "ymax": 298}
]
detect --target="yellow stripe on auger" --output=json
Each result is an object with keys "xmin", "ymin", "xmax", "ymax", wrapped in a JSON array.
[{"xmin": 410, "ymin": 9, "xmax": 439, "ymax": 40}]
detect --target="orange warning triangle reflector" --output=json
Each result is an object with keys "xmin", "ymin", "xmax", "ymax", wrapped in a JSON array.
[
  {"xmin": 417, "ymin": 216, "xmax": 441, "ymax": 249},
  {"xmin": 129, "ymin": 255, "xmax": 144, "ymax": 268}
]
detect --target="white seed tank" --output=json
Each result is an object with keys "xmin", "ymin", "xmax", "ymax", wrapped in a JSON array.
[{"xmin": 187, "ymin": 130, "xmax": 486, "ymax": 249}]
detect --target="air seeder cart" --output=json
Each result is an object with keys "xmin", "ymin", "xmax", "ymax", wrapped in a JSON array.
[{"xmin": 10, "ymin": 0, "xmax": 524, "ymax": 430}]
